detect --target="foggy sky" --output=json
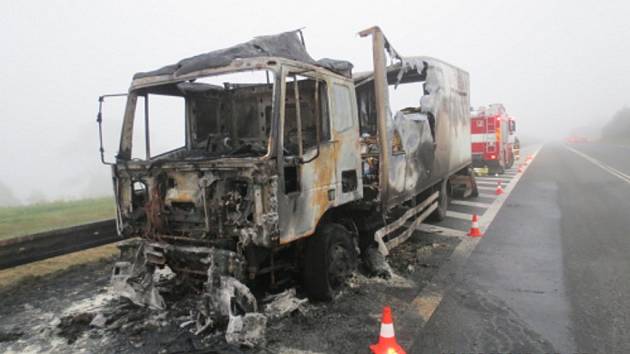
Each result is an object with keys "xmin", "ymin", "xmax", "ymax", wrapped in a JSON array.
[{"xmin": 1, "ymin": 0, "xmax": 629, "ymax": 203}]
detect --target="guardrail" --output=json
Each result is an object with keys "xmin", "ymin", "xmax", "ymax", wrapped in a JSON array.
[{"xmin": 0, "ymin": 219, "xmax": 121, "ymax": 270}]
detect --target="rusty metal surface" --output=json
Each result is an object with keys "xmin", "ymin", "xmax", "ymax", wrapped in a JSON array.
[
  {"xmin": 374, "ymin": 191, "xmax": 439, "ymax": 255},
  {"xmin": 277, "ymin": 71, "xmax": 363, "ymax": 245},
  {"xmin": 359, "ymin": 27, "xmax": 391, "ymax": 209}
]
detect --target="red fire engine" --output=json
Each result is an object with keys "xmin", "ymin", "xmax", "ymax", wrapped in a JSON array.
[{"xmin": 470, "ymin": 104, "xmax": 517, "ymax": 174}]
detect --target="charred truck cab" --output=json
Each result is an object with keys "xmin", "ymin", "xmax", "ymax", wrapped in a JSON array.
[
  {"xmin": 105, "ymin": 31, "xmax": 363, "ymax": 303},
  {"xmin": 98, "ymin": 28, "xmax": 476, "ymax": 317}
]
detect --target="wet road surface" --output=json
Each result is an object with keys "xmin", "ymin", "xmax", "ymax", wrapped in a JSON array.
[{"xmin": 410, "ymin": 142, "xmax": 630, "ymax": 354}]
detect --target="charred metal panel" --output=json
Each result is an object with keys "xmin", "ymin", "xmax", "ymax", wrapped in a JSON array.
[
  {"xmin": 276, "ymin": 71, "xmax": 362, "ymax": 245},
  {"xmin": 277, "ymin": 143, "xmax": 337, "ymax": 244},
  {"xmin": 113, "ymin": 160, "xmax": 280, "ymax": 252},
  {"xmin": 133, "ymin": 31, "xmax": 352, "ymax": 80},
  {"xmin": 330, "ymin": 80, "xmax": 363, "ymax": 206},
  {"xmin": 354, "ymin": 56, "xmax": 471, "ymax": 209},
  {"xmin": 416, "ymin": 57, "xmax": 471, "ymax": 180}
]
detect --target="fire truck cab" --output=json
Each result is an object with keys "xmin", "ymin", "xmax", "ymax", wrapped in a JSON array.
[{"xmin": 470, "ymin": 104, "xmax": 516, "ymax": 174}]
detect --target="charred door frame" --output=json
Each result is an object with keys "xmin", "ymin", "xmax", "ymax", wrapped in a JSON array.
[{"xmin": 276, "ymin": 65, "xmax": 339, "ymax": 244}]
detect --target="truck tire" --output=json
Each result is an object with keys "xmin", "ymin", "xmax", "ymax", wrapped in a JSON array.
[
  {"xmin": 303, "ymin": 223, "xmax": 357, "ymax": 301},
  {"xmin": 428, "ymin": 180, "xmax": 449, "ymax": 222}
]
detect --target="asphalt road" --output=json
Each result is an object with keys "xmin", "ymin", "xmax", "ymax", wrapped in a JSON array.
[{"xmin": 411, "ymin": 142, "xmax": 630, "ymax": 354}]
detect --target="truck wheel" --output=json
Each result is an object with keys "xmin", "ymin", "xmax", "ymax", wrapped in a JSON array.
[
  {"xmin": 428, "ymin": 180, "xmax": 449, "ymax": 222},
  {"xmin": 303, "ymin": 223, "xmax": 357, "ymax": 301}
]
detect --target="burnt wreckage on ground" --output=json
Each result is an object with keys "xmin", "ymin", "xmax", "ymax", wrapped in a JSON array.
[{"xmin": 97, "ymin": 27, "xmax": 476, "ymax": 336}]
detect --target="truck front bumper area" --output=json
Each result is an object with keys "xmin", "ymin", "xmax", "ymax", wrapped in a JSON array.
[{"xmin": 142, "ymin": 240, "xmax": 246, "ymax": 280}]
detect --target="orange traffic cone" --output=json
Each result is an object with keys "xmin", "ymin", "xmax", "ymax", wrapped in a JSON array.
[
  {"xmin": 517, "ymin": 164, "xmax": 524, "ymax": 173},
  {"xmin": 495, "ymin": 181, "xmax": 504, "ymax": 195},
  {"xmin": 370, "ymin": 306, "xmax": 406, "ymax": 354},
  {"xmin": 468, "ymin": 214, "xmax": 483, "ymax": 237}
]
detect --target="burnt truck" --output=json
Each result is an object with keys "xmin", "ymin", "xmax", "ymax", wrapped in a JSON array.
[{"xmin": 97, "ymin": 27, "xmax": 476, "ymax": 312}]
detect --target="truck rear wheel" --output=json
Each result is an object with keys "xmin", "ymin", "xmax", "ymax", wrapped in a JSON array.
[
  {"xmin": 428, "ymin": 180, "xmax": 449, "ymax": 222},
  {"xmin": 303, "ymin": 223, "xmax": 357, "ymax": 301}
]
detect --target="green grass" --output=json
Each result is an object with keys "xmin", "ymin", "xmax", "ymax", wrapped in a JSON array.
[{"xmin": 0, "ymin": 197, "xmax": 115, "ymax": 241}]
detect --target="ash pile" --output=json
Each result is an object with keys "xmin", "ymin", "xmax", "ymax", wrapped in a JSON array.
[{"xmin": 57, "ymin": 240, "xmax": 311, "ymax": 351}]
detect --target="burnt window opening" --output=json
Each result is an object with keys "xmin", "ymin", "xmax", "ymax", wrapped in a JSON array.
[
  {"xmin": 123, "ymin": 69, "xmax": 275, "ymax": 161},
  {"xmin": 131, "ymin": 181, "xmax": 147, "ymax": 210},
  {"xmin": 147, "ymin": 94, "xmax": 187, "ymax": 158},
  {"xmin": 356, "ymin": 65, "xmax": 435, "ymax": 140},
  {"xmin": 235, "ymin": 97, "xmax": 261, "ymax": 138},
  {"xmin": 190, "ymin": 70, "xmax": 275, "ymax": 157},
  {"xmin": 355, "ymin": 83, "xmax": 377, "ymax": 136},
  {"xmin": 341, "ymin": 170, "xmax": 358, "ymax": 193},
  {"xmin": 192, "ymin": 97, "xmax": 221, "ymax": 141},
  {"xmin": 389, "ymin": 80, "xmax": 424, "ymax": 113},
  {"xmin": 283, "ymin": 75, "xmax": 330, "ymax": 156},
  {"xmin": 284, "ymin": 166, "xmax": 300, "ymax": 194}
]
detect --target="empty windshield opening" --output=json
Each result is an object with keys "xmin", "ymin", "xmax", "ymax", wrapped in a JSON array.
[
  {"xmin": 124, "ymin": 69, "xmax": 276, "ymax": 161},
  {"xmin": 190, "ymin": 70, "xmax": 275, "ymax": 158}
]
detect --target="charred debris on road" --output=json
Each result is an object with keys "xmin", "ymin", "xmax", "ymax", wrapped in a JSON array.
[
  {"xmin": 0, "ymin": 229, "xmax": 458, "ymax": 353},
  {"xmin": 91, "ymin": 26, "xmax": 475, "ymax": 348}
]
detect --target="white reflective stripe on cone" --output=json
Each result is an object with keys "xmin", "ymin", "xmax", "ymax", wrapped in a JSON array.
[{"xmin": 380, "ymin": 323, "xmax": 395, "ymax": 338}]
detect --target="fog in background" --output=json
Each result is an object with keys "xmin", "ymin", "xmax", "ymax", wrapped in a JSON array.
[{"xmin": 1, "ymin": 0, "xmax": 629, "ymax": 204}]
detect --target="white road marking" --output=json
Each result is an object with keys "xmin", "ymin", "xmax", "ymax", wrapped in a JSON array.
[
  {"xmin": 477, "ymin": 185, "xmax": 495, "ymax": 191},
  {"xmin": 565, "ymin": 145, "xmax": 630, "ymax": 184},
  {"xmin": 476, "ymin": 180, "xmax": 501, "ymax": 185},
  {"xmin": 416, "ymin": 223, "xmax": 467, "ymax": 238},
  {"xmin": 477, "ymin": 175, "xmax": 513, "ymax": 181},
  {"xmin": 406, "ymin": 145, "xmax": 542, "ymax": 335},
  {"xmin": 445, "ymin": 210, "xmax": 473, "ymax": 221},
  {"xmin": 450, "ymin": 199, "xmax": 492, "ymax": 208},
  {"xmin": 478, "ymin": 192, "xmax": 496, "ymax": 198},
  {"xmin": 409, "ymin": 236, "xmax": 479, "ymax": 325}
]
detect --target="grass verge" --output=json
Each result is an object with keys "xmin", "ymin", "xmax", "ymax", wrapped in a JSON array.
[{"xmin": 0, "ymin": 197, "xmax": 115, "ymax": 241}]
